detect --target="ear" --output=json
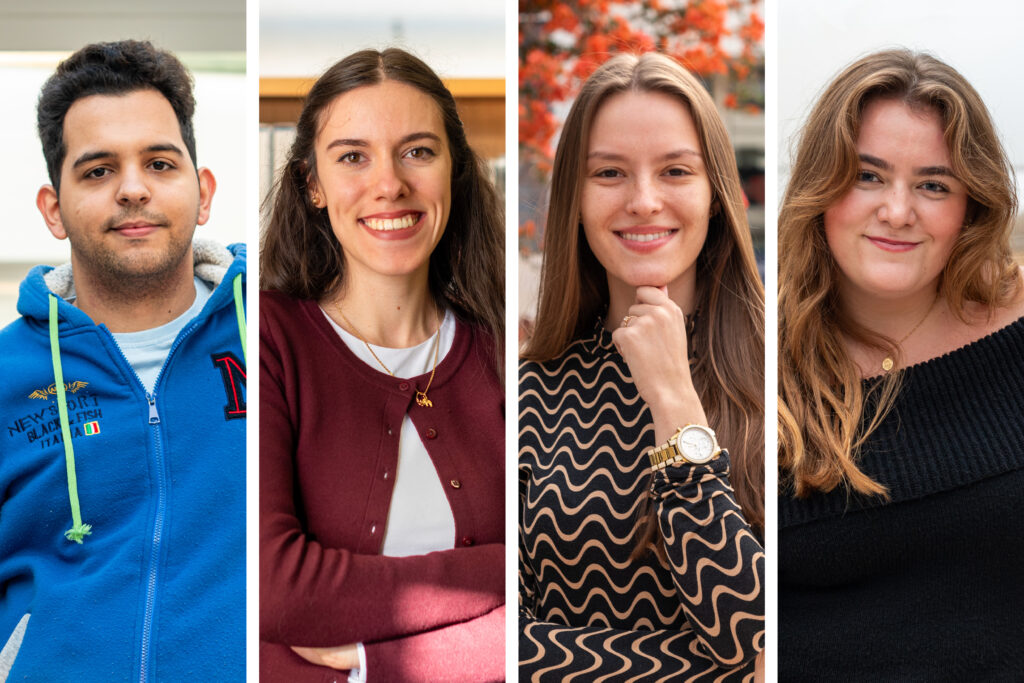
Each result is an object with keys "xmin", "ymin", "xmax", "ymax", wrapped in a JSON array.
[
  {"xmin": 36, "ymin": 185, "xmax": 68, "ymax": 240},
  {"xmin": 307, "ymin": 174, "xmax": 322, "ymax": 208},
  {"xmin": 196, "ymin": 167, "xmax": 217, "ymax": 226}
]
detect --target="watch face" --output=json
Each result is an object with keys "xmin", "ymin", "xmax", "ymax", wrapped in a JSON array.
[{"xmin": 678, "ymin": 427, "xmax": 715, "ymax": 463}]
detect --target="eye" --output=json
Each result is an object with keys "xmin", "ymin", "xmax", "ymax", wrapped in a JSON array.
[
  {"xmin": 406, "ymin": 146, "xmax": 436, "ymax": 160},
  {"xmin": 920, "ymin": 180, "xmax": 949, "ymax": 194},
  {"xmin": 665, "ymin": 167, "xmax": 692, "ymax": 177},
  {"xmin": 592, "ymin": 168, "xmax": 623, "ymax": 179},
  {"xmin": 856, "ymin": 170, "xmax": 881, "ymax": 183},
  {"xmin": 338, "ymin": 151, "xmax": 365, "ymax": 164},
  {"xmin": 149, "ymin": 160, "xmax": 175, "ymax": 171},
  {"xmin": 84, "ymin": 167, "xmax": 110, "ymax": 180}
]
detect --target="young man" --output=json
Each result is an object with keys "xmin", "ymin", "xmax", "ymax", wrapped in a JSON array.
[{"xmin": 0, "ymin": 41, "xmax": 245, "ymax": 680}]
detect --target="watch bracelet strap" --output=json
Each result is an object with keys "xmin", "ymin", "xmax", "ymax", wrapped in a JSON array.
[{"xmin": 647, "ymin": 443, "xmax": 725, "ymax": 471}]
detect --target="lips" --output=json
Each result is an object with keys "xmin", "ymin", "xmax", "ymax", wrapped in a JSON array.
[
  {"xmin": 866, "ymin": 235, "xmax": 920, "ymax": 253},
  {"xmin": 111, "ymin": 221, "xmax": 162, "ymax": 238},
  {"xmin": 614, "ymin": 226, "xmax": 678, "ymax": 252},
  {"xmin": 359, "ymin": 211, "xmax": 425, "ymax": 239}
]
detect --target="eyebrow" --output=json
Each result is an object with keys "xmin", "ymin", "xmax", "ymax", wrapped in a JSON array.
[
  {"xmin": 325, "ymin": 131, "xmax": 443, "ymax": 151},
  {"xmin": 858, "ymin": 153, "xmax": 957, "ymax": 177},
  {"xmin": 71, "ymin": 143, "xmax": 185, "ymax": 169},
  {"xmin": 587, "ymin": 148, "xmax": 702, "ymax": 162}
]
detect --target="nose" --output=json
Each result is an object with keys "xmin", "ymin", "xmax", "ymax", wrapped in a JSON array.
[
  {"xmin": 116, "ymin": 166, "xmax": 151, "ymax": 206},
  {"xmin": 625, "ymin": 176, "xmax": 662, "ymax": 217},
  {"xmin": 877, "ymin": 185, "xmax": 915, "ymax": 228},
  {"xmin": 373, "ymin": 156, "xmax": 409, "ymax": 201}
]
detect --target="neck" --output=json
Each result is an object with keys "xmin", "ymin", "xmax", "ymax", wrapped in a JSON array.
[
  {"xmin": 840, "ymin": 283, "xmax": 940, "ymax": 341},
  {"xmin": 605, "ymin": 271, "xmax": 697, "ymax": 331},
  {"xmin": 325, "ymin": 269, "xmax": 439, "ymax": 348},
  {"xmin": 71, "ymin": 254, "xmax": 197, "ymax": 333}
]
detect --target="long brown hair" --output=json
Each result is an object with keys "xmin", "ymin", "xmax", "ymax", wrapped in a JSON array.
[
  {"xmin": 523, "ymin": 52, "xmax": 765, "ymax": 537},
  {"xmin": 260, "ymin": 48, "xmax": 504, "ymax": 374},
  {"xmin": 779, "ymin": 49, "xmax": 1021, "ymax": 498}
]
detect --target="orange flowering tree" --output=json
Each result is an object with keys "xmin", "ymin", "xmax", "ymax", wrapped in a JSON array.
[{"xmin": 519, "ymin": 0, "xmax": 764, "ymax": 252}]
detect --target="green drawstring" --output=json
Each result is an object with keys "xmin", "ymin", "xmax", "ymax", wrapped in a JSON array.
[
  {"xmin": 233, "ymin": 273, "xmax": 246, "ymax": 365},
  {"xmin": 49, "ymin": 294, "xmax": 92, "ymax": 544}
]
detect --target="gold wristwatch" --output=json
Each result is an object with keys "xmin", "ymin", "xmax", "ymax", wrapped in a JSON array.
[{"xmin": 647, "ymin": 424, "xmax": 722, "ymax": 471}]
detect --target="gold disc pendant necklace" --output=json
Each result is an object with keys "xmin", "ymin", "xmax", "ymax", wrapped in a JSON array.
[
  {"xmin": 881, "ymin": 295, "xmax": 938, "ymax": 373},
  {"xmin": 336, "ymin": 306, "xmax": 442, "ymax": 408}
]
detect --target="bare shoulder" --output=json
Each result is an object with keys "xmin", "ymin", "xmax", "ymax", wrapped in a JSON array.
[{"xmin": 962, "ymin": 265, "xmax": 1024, "ymax": 333}]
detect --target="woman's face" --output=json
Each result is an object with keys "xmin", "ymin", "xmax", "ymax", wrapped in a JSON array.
[
  {"xmin": 824, "ymin": 98, "xmax": 968, "ymax": 303},
  {"xmin": 580, "ymin": 90, "xmax": 713, "ymax": 299},
  {"xmin": 313, "ymin": 80, "xmax": 452, "ymax": 285}
]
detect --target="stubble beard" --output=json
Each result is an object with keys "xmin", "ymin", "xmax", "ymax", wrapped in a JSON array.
[{"xmin": 64, "ymin": 206, "xmax": 198, "ymax": 305}]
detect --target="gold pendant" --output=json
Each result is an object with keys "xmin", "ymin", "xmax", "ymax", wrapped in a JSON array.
[
  {"xmin": 881, "ymin": 357, "xmax": 894, "ymax": 372},
  {"xmin": 416, "ymin": 391, "xmax": 433, "ymax": 408}
]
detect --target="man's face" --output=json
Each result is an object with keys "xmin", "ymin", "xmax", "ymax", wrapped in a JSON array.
[{"xmin": 37, "ymin": 88, "xmax": 214, "ymax": 289}]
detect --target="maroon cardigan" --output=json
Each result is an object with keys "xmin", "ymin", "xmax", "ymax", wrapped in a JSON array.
[{"xmin": 259, "ymin": 291, "xmax": 505, "ymax": 682}]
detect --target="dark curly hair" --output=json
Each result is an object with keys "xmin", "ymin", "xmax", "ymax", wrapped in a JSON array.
[{"xmin": 37, "ymin": 39, "xmax": 197, "ymax": 192}]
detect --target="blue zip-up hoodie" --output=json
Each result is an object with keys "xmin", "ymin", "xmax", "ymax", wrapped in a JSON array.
[{"xmin": 0, "ymin": 239, "xmax": 246, "ymax": 681}]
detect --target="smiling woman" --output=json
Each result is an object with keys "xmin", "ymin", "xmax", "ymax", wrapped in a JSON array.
[
  {"xmin": 258, "ymin": 49, "xmax": 505, "ymax": 682},
  {"xmin": 778, "ymin": 49, "xmax": 1024, "ymax": 679},
  {"xmin": 519, "ymin": 52, "xmax": 765, "ymax": 681}
]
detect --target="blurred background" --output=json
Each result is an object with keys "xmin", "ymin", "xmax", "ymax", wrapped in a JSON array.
[
  {"xmin": 778, "ymin": 0, "xmax": 1024, "ymax": 265},
  {"xmin": 258, "ymin": 0, "xmax": 506, "ymax": 236},
  {"xmin": 0, "ymin": 0, "xmax": 245, "ymax": 322},
  {"xmin": 518, "ymin": 0, "xmax": 765, "ymax": 344}
]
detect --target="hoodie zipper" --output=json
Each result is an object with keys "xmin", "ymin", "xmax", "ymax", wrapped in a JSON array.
[
  {"xmin": 133, "ymin": 319, "xmax": 201, "ymax": 683},
  {"xmin": 139, "ymin": 393, "xmax": 164, "ymax": 683}
]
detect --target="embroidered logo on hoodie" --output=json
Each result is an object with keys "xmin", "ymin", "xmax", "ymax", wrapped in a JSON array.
[
  {"xmin": 28, "ymin": 381, "xmax": 89, "ymax": 399},
  {"xmin": 211, "ymin": 351, "xmax": 246, "ymax": 420}
]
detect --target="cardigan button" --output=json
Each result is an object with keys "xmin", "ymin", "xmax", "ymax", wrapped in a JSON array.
[
  {"xmin": 425, "ymin": 427, "xmax": 438, "ymax": 439},
  {"xmin": 449, "ymin": 479, "xmax": 461, "ymax": 489},
  {"xmin": 398, "ymin": 381, "xmax": 410, "ymax": 391},
  {"xmin": 461, "ymin": 536, "xmax": 474, "ymax": 546}
]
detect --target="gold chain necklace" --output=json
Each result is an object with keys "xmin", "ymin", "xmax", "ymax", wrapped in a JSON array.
[
  {"xmin": 335, "ymin": 306, "xmax": 442, "ymax": 408},
  {"xmin": 880, "ymin": 294, "xmax": 938, "ymax": 373}
]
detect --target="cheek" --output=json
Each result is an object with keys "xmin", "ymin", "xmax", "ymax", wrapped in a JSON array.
[
  {"xmin": 823, "ymin": 200, "xmax": 860, "ymax": 261},
  {"xmin": 924, "ymin": 201, "xmax": 967, "ymax": 253},
  {"xmin": 580, "ymin": 185, "xmax": 615, "ymax": 229}
]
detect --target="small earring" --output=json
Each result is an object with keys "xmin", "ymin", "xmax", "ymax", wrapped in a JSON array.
[{"xmin": 311, "ymin": 193, "xmax": 322, "ymax": 208}]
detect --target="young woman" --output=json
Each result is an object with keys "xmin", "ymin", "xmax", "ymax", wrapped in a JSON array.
[
  {"xmin": 778, "ymin": 49, "xmax": 1024, "ymax": 679},
  {"xmin": 259, "ymin": 49, "xmax": 505, "ymax": 682},
  {"xmin": 519, "ymin": 52, "xmax": 765, "ymax": 681}
]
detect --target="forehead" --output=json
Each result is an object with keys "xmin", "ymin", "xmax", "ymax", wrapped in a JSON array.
[
  {"xmin": 857, "ymin": 99, "xmax": 948, "ymax": 158},
  {"xmin": 588, "ymin": 89, "xmax": 700, "ymax": 153},
  {"xmin": 317, "ymin": 80, "xmax": 448, "ymax": 146},
  {"xmin": 61, "ymin": 89, "xmax": 186, "ymax": 159}
]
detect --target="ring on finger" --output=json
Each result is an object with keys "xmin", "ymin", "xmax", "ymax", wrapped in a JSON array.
[{"xmin": 621, "ymin": 315, "xmax": 635, "ymax": 328}]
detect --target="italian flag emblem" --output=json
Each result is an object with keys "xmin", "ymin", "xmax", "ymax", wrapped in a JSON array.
[{"xmin": 83, "ymin": 421, "xmax": 100, "ymax": 436}]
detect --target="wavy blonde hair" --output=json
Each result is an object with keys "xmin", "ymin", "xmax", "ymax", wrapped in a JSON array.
[
  {"xmin": 523, "ymin": 52, "xmax": 765, "ymax": 535},
  {"xmin": 779, "ymin": 49, "xmax": 1021, "ymax": 497}
]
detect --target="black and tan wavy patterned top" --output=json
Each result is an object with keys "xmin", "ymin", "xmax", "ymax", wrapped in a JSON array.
[{"xmin": 519, "ymin": 324, "xmax": 764, "ymax": 682}]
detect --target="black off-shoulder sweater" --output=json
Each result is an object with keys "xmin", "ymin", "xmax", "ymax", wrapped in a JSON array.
[
  {"xmin": 519, "ymin": 325, "xmax": 764, "ymax": 682},
  {"xmin": 779, "ymin": 315, "xmax": 1024, "ymax": 682}
]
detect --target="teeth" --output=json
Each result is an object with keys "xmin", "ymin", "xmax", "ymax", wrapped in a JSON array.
[
  {"xmin": 364, "ymin": 214, "xmax": 418, "ymax": 231},
  {"xmin": 620, "ymin": 230, "xmax": 673, "ymax": 242}
]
